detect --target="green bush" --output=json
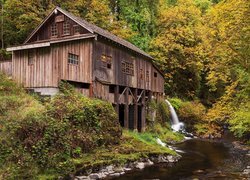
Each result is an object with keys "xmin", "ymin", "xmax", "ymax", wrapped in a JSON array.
[
  {"xmin": 228, "ymin": 102, "xmax": 250, "ymax": 139},
  {"xmin": 156, "ymin": 100, "xmax": 171, "ymax": 126},
  {"xmin": 178, "ymin": 101, "xmax": 206, "ymax": 122},
  {"xmin": 0, "ymin": 77, "xmax": 122, "ymax": 179}
]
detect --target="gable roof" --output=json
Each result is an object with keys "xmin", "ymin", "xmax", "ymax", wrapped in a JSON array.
[
  {"xmin": 23, "ymin": 7, "xmax": 164, "ymax": 77},
  {"xmin": 25, "ymin": 6, "xmax": 152, "ymax": 60}
]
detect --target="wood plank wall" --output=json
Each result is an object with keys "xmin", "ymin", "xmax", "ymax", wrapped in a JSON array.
[
  {"xmin": 12, "ymin": 48, "xmax": 55, "ymax": 87},
  {"xmin": 12, "ymin": 39, "xmax": 92, "ymax": 88},
  {"xmin": 0, "ymin": 61, "xmax": 12, "ymax": 76},
  {"xmin": 93, "ymin": 39, "xmax": 165, "ymax": 93},
  {"xmin": 55, "ymin": 39, "xmax": 92, "ymax": 83},
  {"xmin": 28, "ymin": 12, "xmax": 90, "ymax": 44}
]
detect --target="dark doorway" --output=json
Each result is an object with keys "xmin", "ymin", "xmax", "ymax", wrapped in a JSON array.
[
  {"xmin": 129, "ymin": 105, "xmax": 134, "ymax": 130},
  {"xmin": 119, "ymin": 105, "xmax": 125, "ymax": 127},
  {"xmin": 138, "ymin": 105, "xmax": 142, "ymax": 132}
]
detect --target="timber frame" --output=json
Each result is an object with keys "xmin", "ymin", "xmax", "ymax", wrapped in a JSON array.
[{"xmin": 4, "ymin": 7, "xmax": 165, "ymax": 132}]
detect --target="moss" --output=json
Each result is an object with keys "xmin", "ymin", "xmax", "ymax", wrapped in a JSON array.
[
  {"xmin": 0, "ymin": 75, "xmax": 180, "ymax": 179},
  {"xmin": 71, "ymin": 130, "xmax": 176, "ymax": 174}
]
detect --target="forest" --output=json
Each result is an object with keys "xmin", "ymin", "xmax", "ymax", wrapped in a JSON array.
[{"xmin": 1, "ymin": 0, "xmax": 248, "ymax": 140}]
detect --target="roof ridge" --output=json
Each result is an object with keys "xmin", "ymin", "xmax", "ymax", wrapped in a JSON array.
[{"xmin": 56, "ymin": 7, "xmax": 152, "ymax": 59}]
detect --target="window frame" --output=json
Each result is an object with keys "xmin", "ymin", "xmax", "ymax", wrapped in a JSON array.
[
  {"xmin": 101, "ymin": 54, "xmax": 112, "ymax": 69},
  {"xmin": 121, "ymin": 61, "xmax": 134, "ymax": 76},
  {"xmin": 68, "ymin": 53, "xmax": 79, "ymax": 65},
  {"xmin": 154, "ymin": 72, "xmax": 158, "ymax": 78},
  {"xmin": 73, "ymin": 24, "xmax": 80, "ymax": 35},
  {"xmin": 51, "ymin": 22, "xmax": 58, "ymax": 37},
  {"xmin": 63, "ymin": 20, "xmax": 71, "ymax": 36}
]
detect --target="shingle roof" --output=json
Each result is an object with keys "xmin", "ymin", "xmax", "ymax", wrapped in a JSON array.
[
  {"xmin": 23, "ymin": 7, "xmax": 164, "ymax": 76},
  {"xmin": 56, "ymin": 7, "xmax": 153, "ymax": 59}
]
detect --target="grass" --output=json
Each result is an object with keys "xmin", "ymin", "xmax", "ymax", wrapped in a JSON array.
[
  {"xmin": 148, "ymin": 123, "xmax": 184, "ymax": 143},
  {"xmin": 71, "ymin": 129, "xmax": 180, "ymax": 174}
]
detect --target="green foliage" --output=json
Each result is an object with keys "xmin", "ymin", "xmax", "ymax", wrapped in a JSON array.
[
  {"xmin": 228, "ymin": 102, "xmax": 250, "ymax": 139},
  {"xmin": 147, "ymin": 123, "xmax": 184, "ymax": 142},
  {"xmin": 155, "ymin": 100, "xmax": 170, "ymax": 126},
  {"xmin": 150, "ymin": 0, "xmax": 204, "ymax": 99},
  {"xmin": 168, "ymin": 98, "xmax": 184, "ymax": 110},
  {"xmin": 0, "ymin": 77, "xmax": 121, "ymax": 179},
  {"xmin": 123, "ymin": 130, "xmax": 176, "ymax": 155}
]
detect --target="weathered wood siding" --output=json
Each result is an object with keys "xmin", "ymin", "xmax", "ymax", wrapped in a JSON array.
[
  {"xmin": 0, "ymin": 60, "xmax": 12, "ymax": 76},
  {"xmin": 53, "ymin": 39, "xmax": 92, "ymax": 83},
  {"xmin": 12, "ymin": 39, "xmax": 92, "ymax": 88},
  {"xmin": 151, "ymin": 66, "xmax": 165, "ymax": 93},
  {"xmin": 93, "ymin": 39, "xmax": 164, "ymax": 93},
  {"xmin": 27, "ymin": 12, "xmax": 90, "ymax": 44},
  {"xmin": 12, "ymin": 48, "xmax": 56, "ymax": 87}
]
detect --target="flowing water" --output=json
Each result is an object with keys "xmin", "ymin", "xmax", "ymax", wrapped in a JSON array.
[
  {"xmin": 114, "ymin": 136, "xmax": 249, "ymax": 180},
  {"xmin": 165, "ymin": 100, "xmax": 184, "ymax": 132},
  {"xmin": 113, "ymin": 101, "xmax": 249, "ymax": 180}
]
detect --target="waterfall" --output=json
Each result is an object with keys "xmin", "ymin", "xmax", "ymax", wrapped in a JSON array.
[{"xmin": 165, "ymin": 100, "xmax": 184, "ymax": 132}]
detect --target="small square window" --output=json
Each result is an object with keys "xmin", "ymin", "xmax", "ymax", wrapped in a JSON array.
[
  {"xmin": 154, "ymin": 72, "xmax": 158, "ymax": 77},
  {"xmin": 63, "ymin": 21, "xmax": 70, "ymax": 35},
  {"xmin": 121, "ymin": 61, "xmax": 134, "ymax": 76},
  {"xmin": 68, "ymin": 53, "xmax": 79, "ymax": 65},
  {"xmin": 51, "ymin": 23, "xmax": 57, "ymax": 37},
  {"xmin": 74, "ymin": 25, "xmax": 80, "ymax": 34},
  {"xmin": 101, "ymin": 54, "xmax": 112, "ymax": 69}
]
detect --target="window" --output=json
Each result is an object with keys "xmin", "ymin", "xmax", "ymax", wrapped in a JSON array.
[
  {"xmin": 74, "ymin": 25, "xmax": 80, "ymax": 34},
  {"xmin": 63, "ymin": 20, "xmax": 70, "ymax": 35},
  {"xmin": 28, "ymin": 51, "xmax": 34, "ymax": 65},
  {"xmin": 51, "ymin": 23, "xmax": 57, "ymax": 37},
  {"xmin": 146, "ymin": 71, "xmax": 149, "ymax": 82},
  {"xmin": 121, "ymin": 61, "xmax": 134, "ymax": 76},
  {"xmin": 101, "ymin": 54, "xmax": 112, "ymax": 69},
  {"xmin": 154, "ymin": 72, "xmax": 158, "ymax": 77},
  {"xmin": 68, "ymin": 53, "xmax": 79, "ymax": 65}
]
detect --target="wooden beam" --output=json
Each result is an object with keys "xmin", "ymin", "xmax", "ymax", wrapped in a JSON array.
[
  {"xmin": 118, "ymin": 87, "xmax": 128, "ymax": 101},
  {"xmin": 141, "ymin": 90, "xmax": 146, "ymax": 132},
  {"xmin": 124, "ymin": 87, "xmax": 129, "ymax": 129},
  {"xmin": 114, "ymin": 85, "xmax": 119, "ymax": 115},
  {"xmin": 6, "ymin": 42, "xmax": 50, "ymax": 52},
  {"xmin": 133, "ymin": 88, "xmax": 138, "ymax": 131},
  {"xmin": 137, "ymin": 90, "xmax": 145, "ymax": 103}
]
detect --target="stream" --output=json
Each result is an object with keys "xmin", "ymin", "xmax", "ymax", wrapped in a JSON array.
[{"xmin": 114, "ymin": 134, "xmax": 250, "ymax": 180}]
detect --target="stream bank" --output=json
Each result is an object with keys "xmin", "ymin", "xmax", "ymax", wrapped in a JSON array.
[{"xmin": 111, "ymin": 137, "xmax": 250, "ymax": 180}]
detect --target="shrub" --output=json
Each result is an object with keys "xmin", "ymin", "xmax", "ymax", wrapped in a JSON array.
[
  {"xmin": 0, "ymin": 79, "xmax": 122, "ymax": 178},
  {"xmin": 178, "ymin": 101, "xmax": 206, "ymax": 122},
  {"xmin": 228, "ymin": 102, "xmax": 250, "ymax": 139},
  {"xmin": 156, "ymin": 100, "xmax": 171, "ymax": 126}
]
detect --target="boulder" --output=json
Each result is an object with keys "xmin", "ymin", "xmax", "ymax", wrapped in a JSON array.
[
  {"xmin": 136, "ymin": 162, "xmax": 145, "ymax": 169},
  {"xmin": 89, "ymin": 173, "xmax": 100, "ymax": 180},
  {"xmin": 109, "ymin": 173, "xmax": 120, "ymax": 177}
]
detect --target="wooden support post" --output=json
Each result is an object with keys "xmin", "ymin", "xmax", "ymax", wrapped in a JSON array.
[
  {"xmin": 148, "ymin": 91, "xmax": 153, "ymax": 102},
  {"xmin": 114, "ymin": 85, "xmax": 119, "ymax": 116},
  {"xmin": 133, "ymin": 88, "xmax": 138, "ymax": 131},
  {"xmin": 141, "ymin": 90, "xmax": 146, "ymax": 132},
  {"xmin": 124, "ymin": 87, "xmax": 129, "ymax": 129}
]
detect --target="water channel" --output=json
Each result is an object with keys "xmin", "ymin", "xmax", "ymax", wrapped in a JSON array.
[{"xmin": 115, "ymin": 133, "xmax": 249, "ymax": 180}]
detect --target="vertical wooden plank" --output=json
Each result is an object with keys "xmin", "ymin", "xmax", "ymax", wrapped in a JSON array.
[
  {"xmin": 114, "ymin": 85, "xmax": 119, "ymax": 115},
  {"xmin": 141, "ymin": 90, "xmax": 146, "ymax": 132},
  {"xmin": 133, "ymin": 88, "xmax": 138, "ymax": 131},
  {"xmin": 124, "ymin": 87, "xmax": 129, "ymax": 129}
]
